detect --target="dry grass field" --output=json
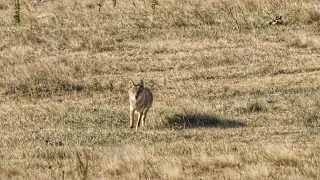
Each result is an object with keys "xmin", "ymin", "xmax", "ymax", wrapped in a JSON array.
[{"xmin": 0, "ymin": 0, "xmax": 320, "ymax": 179}]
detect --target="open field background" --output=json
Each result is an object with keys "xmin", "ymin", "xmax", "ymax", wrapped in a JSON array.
[{"xmin": 0, "ymin": 0, "xmax": 320, "ymax": 179}]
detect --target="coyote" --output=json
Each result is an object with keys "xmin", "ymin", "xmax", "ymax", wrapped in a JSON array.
[{"xmin": 128, "ymin": 79, "xmax": 153, "ymax": 130}]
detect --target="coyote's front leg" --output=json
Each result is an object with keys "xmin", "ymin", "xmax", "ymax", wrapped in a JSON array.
[
  {"xmin": 129, "ymin": 109, "xmax": 134, "ymax": 128},
  {"xmin": 141, "ymin": 109, "xmax": 149, "ymax": 127},
  {"xmin": 136, "ymin": 113, "xmax": 142, "ymax": 130}
]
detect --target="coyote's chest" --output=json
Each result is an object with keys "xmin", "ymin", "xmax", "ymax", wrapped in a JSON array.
[{"xmin": 129, "ymin": 93, "xmax": 146, "ymax": 109}]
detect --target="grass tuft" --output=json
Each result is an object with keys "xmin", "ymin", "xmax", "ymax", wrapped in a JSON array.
[
  {"xmin": 246, "ymin": 100, "xmax": 269, "ymax": 113},
  {"xmin": 288, "ymin": 33, "xmax": 320, "ymax": 50}
]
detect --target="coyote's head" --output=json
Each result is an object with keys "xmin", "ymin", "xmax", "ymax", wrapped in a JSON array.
[{"xmin": 129, "ymin": 79, "xmax": 144, "ymax": 100}]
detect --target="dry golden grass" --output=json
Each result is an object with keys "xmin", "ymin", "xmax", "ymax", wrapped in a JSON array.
[{"xmin": 1, "ymin": 0, "xmax": 320, "ymax": 179}]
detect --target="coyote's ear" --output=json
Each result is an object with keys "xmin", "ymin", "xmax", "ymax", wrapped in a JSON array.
[
  {"xmin": 129, "ymin": 80, "xmax": 135, "ymax": 88},
  {"xmin": 138, "ymin": 79, "xmax": 144, "ymax": 87}
]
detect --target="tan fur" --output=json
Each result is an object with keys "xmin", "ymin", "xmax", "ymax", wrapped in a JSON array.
[{"xmin": 128, "ymin": 79, "xmax": 153, "ymax": 130}]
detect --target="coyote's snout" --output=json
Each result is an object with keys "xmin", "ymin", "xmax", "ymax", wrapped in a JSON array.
[{"xmin": 128, "ymin": 79, "xmax": 153, "ymax": 130}]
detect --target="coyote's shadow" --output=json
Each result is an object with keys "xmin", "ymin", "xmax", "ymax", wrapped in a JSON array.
[{"xmin": 167, "ymin": 112, "xmax": 246, "ymax": 129}]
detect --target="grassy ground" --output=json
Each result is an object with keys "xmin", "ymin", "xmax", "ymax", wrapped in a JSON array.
[{"xmin": 0, "ymin": 0, "xmax": 320, "ymax": 179}]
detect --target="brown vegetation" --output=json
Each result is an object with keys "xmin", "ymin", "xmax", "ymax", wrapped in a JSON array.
[{"xmin": 0, "ymin": 0, "xmax": 319, "ymax": 179}]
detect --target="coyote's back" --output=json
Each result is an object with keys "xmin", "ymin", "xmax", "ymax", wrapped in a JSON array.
[{"xmin": 128, "ymin": 80, "xmax": 153, "ymax": 129}]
